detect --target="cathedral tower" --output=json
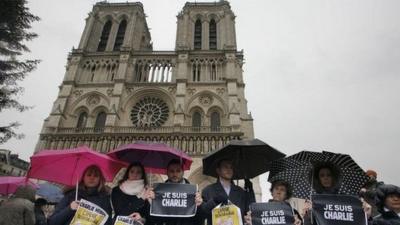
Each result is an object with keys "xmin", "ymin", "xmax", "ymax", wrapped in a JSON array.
[{"xmin": 36, "ymin": 1, "xmax": 256, "ymax": 194}]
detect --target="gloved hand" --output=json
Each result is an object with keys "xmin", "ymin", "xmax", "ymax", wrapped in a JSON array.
[
  {"xmin": 244, "ymin": 179, "xmax": 253, "ymax": 192},
  {"xmin": 213, "ymin": 195, "xmax": 228, "ymax": 205}
]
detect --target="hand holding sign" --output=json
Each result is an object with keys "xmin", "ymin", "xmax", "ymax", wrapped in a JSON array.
[
  {"xmin": 150, "ymin": 183, "xmax": 197, "ymax": 217},
  {"xmin": 312, "ymin": 194, "xmax": 368, "ymax": 225},
  {"xmin": 195, "ymin": 192, "xmax": 203, "ymax": 206},
  {"xmin": 250, "ymin": 202, "xmax": 294, "ymax": 225}
]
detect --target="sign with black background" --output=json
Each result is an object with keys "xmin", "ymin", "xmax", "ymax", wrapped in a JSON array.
[
  {"xmin": 250, "ymin": 202, "xmax": 294, "ymax": 225},
  {"xmin": 150, "ymin": 183, "xmax": 197, "ymax": 217},
  {"xmin": 312, "ymin": 194, "xmax": 367, "ymax": 225}
]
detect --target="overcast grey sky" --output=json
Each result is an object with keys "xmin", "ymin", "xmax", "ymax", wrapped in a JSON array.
[{"xmin": 1, "ymin": 0, "xmax": 399, "ymax": 188}]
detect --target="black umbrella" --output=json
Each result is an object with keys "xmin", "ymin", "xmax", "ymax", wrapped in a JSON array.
[
  {"xmin": 268, "ymin": 151, "xmax": 369, "ymax": 199},
  {"xmin": 202, "ymin": 138, "xmax": 285, "ymax": 179}
]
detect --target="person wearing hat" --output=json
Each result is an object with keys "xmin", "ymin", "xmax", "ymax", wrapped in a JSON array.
[
  {"xmin": 34, "ymin": 198, "xmax": 48, "ymax": 225},
  {"xmin": 360, "ymin": 169, "xmax": 385, "ymax": 217},
  {"xmin": 0, "ymin": 185, "xmax": 36, "ymax": 225},
  {"xmin": 373, "ymin": 184, "xmax": 400, "ymax": 225}
]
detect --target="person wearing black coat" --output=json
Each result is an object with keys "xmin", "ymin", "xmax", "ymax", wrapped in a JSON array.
[
  {"xmin": 48, "ymin": 165, "xmax": 112, "ymax": 225},
  {"xmin": 34, "ymin": 198, "xmax": 48, "ymax": 225},
  {"xmin": 303, "ymin": 163, "xmax": 372, "ymax": 225},
  {"xmin": 111, "ymin": 162, "xmax": 150, "ymax": 224},
  {"xmin": 201, "ymin": 159, "xmax": 256, "ymax": 225},
  {"xmin": 147, "ymin": 159, "xmax": 204, "ymax": 225},
  {"xmin": 372, "ymin": 184, "xmax": 400, "ymax": 225}
]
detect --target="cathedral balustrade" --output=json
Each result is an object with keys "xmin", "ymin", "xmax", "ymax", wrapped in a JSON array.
[
  {"xmin": 42, "ymin": 126, "xmax": 233, "ymax": 134},
  {"xmin": 37, "ymin": 132, "xmax": 242, "ymax": 155}
]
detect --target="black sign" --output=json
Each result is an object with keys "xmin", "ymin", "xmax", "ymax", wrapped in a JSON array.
[
  {"xmin": 150, "ymin": 183, "xmax": 197, "ymax": 217},
  {"xmin": 250, "ymin": 202, "xmax": 294, "ymax": 225},
  {"xmin": 312, "ymin": 194, "xmax": 367, "ymax": 225}
]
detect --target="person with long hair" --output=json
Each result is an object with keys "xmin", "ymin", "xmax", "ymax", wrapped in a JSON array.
[
  {"xmin": 111, "ymin": 162, "xmax": 150, "ymax": 224},
  {"xmin": 303, "ymin": 163, "xmax": 372, "ymax": 225},
  {"xmin": 48, "ymin": 165, "xmax": 112, "ymax": 225}
]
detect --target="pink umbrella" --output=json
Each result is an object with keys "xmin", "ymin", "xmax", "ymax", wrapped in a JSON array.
[
  {"xmin": 27, "ymin": 146, "xmax": 127, "ymax": 187},
  {"xmin": 0, "ymin": 176, "xmax": 39, "ymax": 195},
  {"xmin": 107, "ymin": 141, "xmax": 192, "ymax": 174}
]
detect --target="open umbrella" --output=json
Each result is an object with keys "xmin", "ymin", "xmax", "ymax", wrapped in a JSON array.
[
  {"xmin": 0, "ymin": 176, "xmax": 39, "ymax": 195},
  {"xmin": 36, "ymin": 182, "xmax": 64, "ymax": 203},
  {"xmin": 202, "ymin": 138, "xmax": 285, "ymax": 179},
  {"xmin": 107, "ymin": 141, "xmax": 192, "ymax": 174},
  {"xmin": 268, "ymin": 151, "xmax": 369, "ymax": 199},
  {"xmin": 28, "ymin": 146, "xmax": 127, "ymax": 186}
]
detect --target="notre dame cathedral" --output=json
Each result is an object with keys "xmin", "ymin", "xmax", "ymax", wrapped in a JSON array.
[{"xmin": 35, "ymin": 1, "xmax": 258, "ymax": 196}]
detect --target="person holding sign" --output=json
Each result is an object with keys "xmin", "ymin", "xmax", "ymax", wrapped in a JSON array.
[
  {"xmin": 244, "ymin": 180, "xmax": 303, "ymax": 225},
  {"xmin": 202, "ymin": 159, "xmax": 256, "ymax": 225},
  {"xmin": 373, "ymin": 184, "xmax": 400, "ymax": 225},
  {"xmin": 302, "ymin": 163, "xmax": 372, "ymax": 225},
  {"xmin": 49, "ymin": 165, "xmax": 112, "ymax": 225},
  {"xmin": 111, "ymin": 162, "xmax": 150, "ymax": 224},
  {"xmin": 147, "ymin": 159, "xmax": 203, "ymax": 225}
]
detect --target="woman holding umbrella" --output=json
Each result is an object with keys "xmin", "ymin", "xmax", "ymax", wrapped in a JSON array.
[
  {"xmin": 111, "ymin": 162, "xmax": 150, "ymax": 224},
  {"xmin": 302, "ymin": 163, "xmax": 372, "ymax": 225},
  {"xmin": 48, "ymin": 165, "xmax": 112, "ymax": 225}
]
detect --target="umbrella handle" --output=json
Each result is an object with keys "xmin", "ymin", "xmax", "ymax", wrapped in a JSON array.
[{"xmin": 75, "ymin": 180, "xmax": 78, "ymax": 201}]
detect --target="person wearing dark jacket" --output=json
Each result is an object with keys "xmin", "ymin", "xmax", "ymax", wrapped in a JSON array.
[
  {"xmin": 0, "ymin": 185, "xmax": 36, "ymax": 225},
  {"xmin": 147, "ymin": 159, "xmax": 203, "ymax": 225},
  {"xmin": 48, "ymin": 165, "xmax": 112, "ymax": 225},
  {"xmin": 201, "ymin": 159, "xmax": 256, "ymax": 225},
  {"xmin": 372, "ymin": 184, "xmax": 400, "ymax": 225},
  {"xmin": 360, "ymin": 170, "xmax": 385, "ymax": 217},
  {"xmin": 244, "ymin": 180, "xmax": 303, "ymax": 225},
  {"xmin": 34, "ymin": 198, "xmax": 48, "ymax": 225},
  {"xmin": 111, "ymin": 162, "xmax": 150, "ymax": 224},
  {"xmin": 303, "ymin": 163, "xmax": 372, "ymax": 225}
]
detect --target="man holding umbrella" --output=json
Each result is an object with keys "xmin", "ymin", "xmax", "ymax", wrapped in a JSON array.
[{"xmin": 201, "ymin": 158, "xmax": 256, "ymax": 225}]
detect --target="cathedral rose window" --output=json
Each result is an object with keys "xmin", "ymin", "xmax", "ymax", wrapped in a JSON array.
[{"xmin": 130, "ymin": 97, "xmax": 169, "ymax": 127}]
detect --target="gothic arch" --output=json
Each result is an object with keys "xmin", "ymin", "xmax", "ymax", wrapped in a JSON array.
[
  {"xmin": 206, "ymin": 105, "xmax": 224, "ymax": 117},
  {"xmin": 190, "ymin": 14, "xmax": 204, "ymax": 23},
  {"xmin": 72, "ymin": 106, "xmax": 89, "ymax": 117},
  {"xmin": 70, "ymin": 91, "xmax": 111, "ymax": 115},
  {"xmin": 186, "ymin": 90, "xmax": 228, "ymax": 116},
  {"xmin": 91, "ymin": 105, "xmax": 109, "ymax": 117},
  {"xmin": 116, "ymin": 14, "xmax": 130, "ymax": 23},
  {"xmin": 207, "ymin": 13, "xmax": 221, "ymax": 23},
  {"xmin": 98, "ymin": 14, "xmax": 118, "ymax": 24},
  {"xmin": 188, "ymin": 106, "xmax": 205, "ymax": 117}
]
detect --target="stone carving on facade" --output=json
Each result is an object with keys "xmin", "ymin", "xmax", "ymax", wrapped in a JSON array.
[
  {"xmin": 187, "ymin": 88, "xmax": 196, "ymax": 95},
  {"xmin": 126, "ymin": 87, "xmax": 134, "ymax": 94},
  {"xmin": 106, "ymin": 89, "xmax": 114, "ymax": 96},
  {"xmin": 73, "ymin": 90, "xmax": 83, "ymax": 97},
  {"xmin": 199, "ymin": 94, "xmax": 213, "ymax": 106},
  {"xmin": 87, "ymin": 95, "xmax": 101, "ymax": 106},
  {"xmin": 216, "ymin": 88, "xmax": 225, "ymax": 95},
  {"xmin": 168, "ymin": 86, "xmax": 176, "ymax": 94}
]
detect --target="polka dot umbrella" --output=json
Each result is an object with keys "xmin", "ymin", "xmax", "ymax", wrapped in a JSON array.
[{"xmin": 268, "ymin": 151, "xmax": 369, "ymax": 199}]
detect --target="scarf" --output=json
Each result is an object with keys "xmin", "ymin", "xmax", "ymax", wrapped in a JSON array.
[{"xmin": 120, "ymin": 179, "xmax": 145, "ymax": 198}]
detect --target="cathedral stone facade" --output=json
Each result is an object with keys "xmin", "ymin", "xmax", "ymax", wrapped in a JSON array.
[{"xmin": 35, "ymin": 1, "xmax": 258, "ymax": 195}]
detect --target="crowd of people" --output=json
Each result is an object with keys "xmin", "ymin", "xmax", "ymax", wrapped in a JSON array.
[{"xmin": 0, "ymin": 158, "xmax": 399, "ymax": 225}]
